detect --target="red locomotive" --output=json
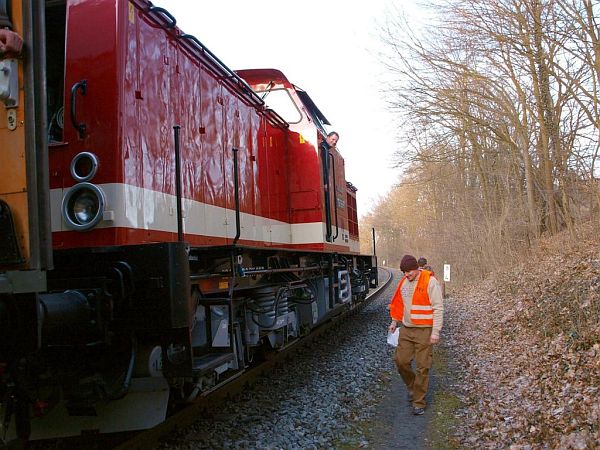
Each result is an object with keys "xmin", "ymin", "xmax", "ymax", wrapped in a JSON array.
[{"xmin": 0, "ymin": 0, "xmax": 376, "ymax": 442}]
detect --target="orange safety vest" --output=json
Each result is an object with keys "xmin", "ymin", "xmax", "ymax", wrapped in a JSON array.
[{"xmin": 389, "ymin": 270, "xmax": 433, "ymax": 326}]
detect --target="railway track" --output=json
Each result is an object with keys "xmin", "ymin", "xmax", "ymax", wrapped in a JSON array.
[{"xmin": 112, "ymin": 267, "xmax": 393, "ymax": 450}]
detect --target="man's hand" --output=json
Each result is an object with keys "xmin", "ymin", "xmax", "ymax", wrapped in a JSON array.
[
  {"xmin": 388, "ymin": 320, "xmax": 397, "ymax": 334},
  {"xmin": 0, "ymin": 29, "xmax": 24, "ymax": 57},
  {"xmin": 430, "ymin": 334, "xmax": 440, "ymax": 344}
]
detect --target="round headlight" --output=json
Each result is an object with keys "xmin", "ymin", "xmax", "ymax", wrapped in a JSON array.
[
  {"xmin": 62, "ymin": 183, "xmax": 105, "ymax": 231},
  {"xmin": 70, "ymin": 152, "xmax": 99, "ymax": 182}
]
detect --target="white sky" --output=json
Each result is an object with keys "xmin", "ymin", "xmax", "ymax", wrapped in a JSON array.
[{"xmin": 153, "ymin": 0, "xmax": 412, "ymax": 216}]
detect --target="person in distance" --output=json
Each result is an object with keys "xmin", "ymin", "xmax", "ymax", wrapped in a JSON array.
[
  {"xmin": 418, "ymin": 256, "xmax": 435, "ymax": 276},
  {"xmin": 388, "ymin": 254, "xmax": 444, "ymax": 415}
]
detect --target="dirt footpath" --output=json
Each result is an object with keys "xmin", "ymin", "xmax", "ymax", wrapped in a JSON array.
[
  {"xmin": 361, "ymin": 341, "xmax": 461, "ymax": 450},
  {"xmin": 352, "ymin": 271, "xmax": 462, "ymax": 450}
]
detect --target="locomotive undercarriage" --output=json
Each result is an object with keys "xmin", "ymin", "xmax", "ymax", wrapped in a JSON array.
[{"xmin": 0, "ymin": 242, "xmax": 376, "ymax": 441}]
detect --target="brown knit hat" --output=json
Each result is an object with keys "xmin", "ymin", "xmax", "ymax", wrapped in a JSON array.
[{"xmin": 400, "ymin": 255, "xmax": 419, "ymax": 272}]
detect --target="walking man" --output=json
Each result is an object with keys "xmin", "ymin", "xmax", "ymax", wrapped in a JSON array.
[{"xmin": 388, "ymin": 254, "xmax": 444, "ymax": 415}]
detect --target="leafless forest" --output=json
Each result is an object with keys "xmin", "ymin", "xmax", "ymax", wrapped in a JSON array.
[{"xmin": 360, "ymin": 0, "xmax": 599, "ymax": 284}]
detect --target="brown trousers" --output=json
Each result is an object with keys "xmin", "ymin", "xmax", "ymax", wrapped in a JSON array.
[{"xmin": 394, "ymin": 326, "xmax": 433, "ymax": 408}]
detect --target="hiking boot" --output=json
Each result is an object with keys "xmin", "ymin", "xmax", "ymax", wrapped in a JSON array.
[{"xmin": 413, "ymin": 407, "xmax": 425, "ymax": 415}]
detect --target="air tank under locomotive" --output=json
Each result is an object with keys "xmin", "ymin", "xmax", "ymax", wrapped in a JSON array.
[{"xmin": 0, "ymin": 0, "xmax": 377, "ymax": 441}]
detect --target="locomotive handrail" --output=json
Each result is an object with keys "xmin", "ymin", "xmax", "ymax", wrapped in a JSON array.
[
  {"xmin": 321, "ymin": 146, "xmax": 332, "ymax": 242},
  {"xmin": 70, "ymin": 79, "xmax": 87, "ymax": 139},
  {"xmin": 176, "ymin": 33, "xmax": 289, "ymax": 129},
  {"xmin": 102, "ymin": 334, "xmax": 137, "ymax": 400},
  {"xmin": 232, "ymin": 148, "xmax": 241, "ymax": 245},
  {"xmin": 134, "ymin": 2, "xmax": 289, "ymax": 130},
  {"xmin": 264, "ymin": 108, "xmax": 289, "ymax": 128},
  {"xmin": 329, "ymin": 152, "xmax": 339, "ymax": 241},
  {"xmin": 173, "ymin": 126, "xmax": 184, "ymax": 242},
  {"xmin": 147, "ymin": 4, "xmax": 177, "ymax": 29},
  {"xmin": 177, "ymin": 33, "xmax": 263, "ymax": 107},
  {"xmin": 139, "ymin": 2, "xmax": 291, "ymax": 130}
]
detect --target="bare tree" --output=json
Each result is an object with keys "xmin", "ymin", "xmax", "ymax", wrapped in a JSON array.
[{"xmin": 372, "ymin": 0, "xmax": 599, "ymax": 282}]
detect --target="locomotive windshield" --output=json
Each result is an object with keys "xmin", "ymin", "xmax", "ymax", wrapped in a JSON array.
[{"xmin": 257, "ymin": 88, "xmax": 302, "ymax": 124}]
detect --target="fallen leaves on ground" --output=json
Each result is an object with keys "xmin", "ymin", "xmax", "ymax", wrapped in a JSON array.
[{"xmin": 446, "ymin": 221, "xmax": 600, "ymax": 449}]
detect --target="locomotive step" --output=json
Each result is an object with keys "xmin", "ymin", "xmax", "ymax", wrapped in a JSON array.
[{"xmin": 193, "ymin": 353, "xmax": 235, "ymax": 374}]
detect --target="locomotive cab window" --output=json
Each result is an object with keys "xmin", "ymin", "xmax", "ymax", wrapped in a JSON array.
[
  {"xmin": 256, "ymin": 88, "xmax": 302, "ymax": 124},
  {"xmin": 46, "ymin": 1, "xmax": 67, "ymax": 143}
]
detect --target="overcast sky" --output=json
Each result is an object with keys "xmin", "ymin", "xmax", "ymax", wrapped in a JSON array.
[{"xmin": 153, "ymin": 0, "xmax": 416, "ymax": 216}]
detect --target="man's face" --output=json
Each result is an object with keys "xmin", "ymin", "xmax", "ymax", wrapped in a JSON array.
[
  {"xmin": 326, "ymin": 134, "xmax": 338, "ymax": 147},
  {"xmin": 404, "ymin": 269, "xmax": 420, "ymax": 282}
]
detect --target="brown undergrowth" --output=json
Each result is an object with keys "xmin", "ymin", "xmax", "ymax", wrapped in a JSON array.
[{"xmin": 446, "ymin": 221, "xmax": 600, "ymax": 449}]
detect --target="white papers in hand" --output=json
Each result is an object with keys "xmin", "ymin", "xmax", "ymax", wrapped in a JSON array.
[{"xmin": 387, "ymin": 329, "xmax": 399, "ymax": 347}]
